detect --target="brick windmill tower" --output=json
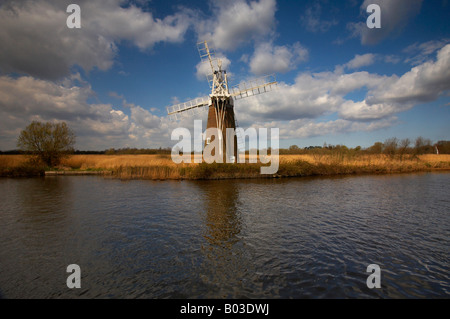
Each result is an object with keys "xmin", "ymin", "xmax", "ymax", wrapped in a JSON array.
[{"xmin": 167, "ymin": 41, "xmax": 277, "ymax": 162}]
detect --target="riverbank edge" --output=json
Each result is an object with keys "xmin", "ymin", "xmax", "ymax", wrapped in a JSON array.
[
  {"xmin": 45, "ymin": 170, "xmax": 112, "ymax": 176},
  {"xmin": 2, "ymin": 159, "xmax": 450, "ymax": 179},
  {"xmin": 50, "ymin": 162, "xmax": 450, "ymax": 180}
]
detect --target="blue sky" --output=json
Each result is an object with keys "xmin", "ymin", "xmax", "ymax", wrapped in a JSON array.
[{"xmin": 0, "ymin": 0, "xmax": 449, "ymax": 150}]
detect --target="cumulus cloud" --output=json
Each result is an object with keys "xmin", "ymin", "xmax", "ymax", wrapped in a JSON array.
[
  {"xmin": 348, "ymin": 0, "xmax": 423, "ymax": 45},
  {"xmin": 344, "ymin": 53, "xmax": 376, "ymax": 70},
  {"xmin": 249, "ymin": 42, "xmax": 309, "ymax": 75},
  {"xmin": 0, "ymin": 75, "xmax": 169, "ymax": 150},
  {"xmin": 234, "ymin": 70, "xmax": 386, "ymax": 124},
  {"xmin": 368, "ymin": 44, "xmax": 450, "ymax": 105},
  {"xmin": 276, "ymin": 117, "xmax": 397, "ymax": 140},
  {"xmin": 336, "ymin": 44, "xmax": 450, "ymax": 122},
  {"xmin": 338, "ymin": 100, "xmax": 410, "ymax": 121},
  {"xmin": 196, "ymin": 0, "xmax": 277, "ymax": 51},
  {"xmin": 234, "ymin": 44, "xmax": 450, "ymax": 138},
  {"xmin": 4, "ymin": 44, "xmax": 450, "ymax": 149},
  {"xmin": 131, "ymin": 105, "xmax": 161, "ymax": 129},
  {"xmin": 1, "ymin": 44, "xmax": 449, "ymax": 148},
  {"xmin": 1, "ymin": 0, "xmax": 448, "ymax": 149},
  {"xmin": 0, "ymin": 0, "xmax": 191, "ymax": 80}
]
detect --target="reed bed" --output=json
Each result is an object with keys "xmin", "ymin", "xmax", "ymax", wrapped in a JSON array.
[
  {"xmin": 280, "ymin": 154, "xmax": 450, "ymax": 169},
  {"xmin": 62, "ymin": 154, "xmax": 180, "ymax": 169},
  {"xmin": 1, "ymin": 154, "xmax": 449, "ymax": 179},
  {"xmin": 0, "ymin": 155, "xmax": 28, "ymax": 168},
  {"xmin": 0, "ymin": 155, "xmax": 45, "ymax": 177}
]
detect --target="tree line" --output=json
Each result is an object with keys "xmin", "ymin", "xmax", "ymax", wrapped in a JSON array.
[
  {"xmin": 0, "ymin": 148, "xmax": 172, "ymax": 155},
  {"xmin": 2, "ymin": 121, "xmax": 449, "ymax": 169},
  {"xmin": 282, "ymin": 137, "xmax": 450, "ymax": 156}
]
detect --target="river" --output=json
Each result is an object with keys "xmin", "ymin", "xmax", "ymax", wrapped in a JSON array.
[{"xmin": 0, "ymin": 172, "xmax": 448, "ymax": 298}]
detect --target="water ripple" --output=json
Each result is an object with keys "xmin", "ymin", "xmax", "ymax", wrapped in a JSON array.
[{"xmin": 0, "ymin": 173, "xmax": 449, "ymax": 298}]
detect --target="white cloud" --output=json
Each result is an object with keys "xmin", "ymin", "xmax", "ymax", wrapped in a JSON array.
[
  {"xmin": 368, "ymin": 44, "xmax": 450, "ymax": 105},
  {"xmin": 3, "ymin": 44, "xmax": 448, "ymax": 150},
  {"xmin": 1, "ymin": 0, "xmax": 449, "ymax": 152},
  {"xmin": 344, "ymin": 53, "xmax": 376, "ymax": 70},
  {"xmin": 348, "ymin": 0, "xmax": 423, "ymax": 45},
  {"xmin": 335, "ymin": 44, "xmax": 450, "ymax": 121},
  {"xmin": 275, "ymin": 117, "xmax": 397, "ymax": 140},
  {"xmin": 131, "ymin": 105, "xmax": 161, "ymax": 129},
  {"xmin": 403, "ymin": 39, "xmax": 450, "ymax": 65},
  {"xmin": 249, "ymin": 42, "xmax": 309, "ymax": 75},
  {"xmin": 87, "ymin": 1, "xmax": 191, "ymax": 50},
  {"xmin": 338, "ymin": 100, "xmax": 410, "ymax": 121},
  {"xmin": 196, "ymin": 0, "xmax": 277, "ymax": 51},
  {"xmin": 0, "ymin": 75, "xmax": 169, "ymax": 150},
  {"xmin": 234, "ymin": 70, "xmax": 386, "ymax": 124},
  {"xmin": 234, "ymin": 45, "xmax": 450, "ymax": 136},
  {"xmin": 0, "ymin": 0, "xmax": 191, "ymax": 80}
]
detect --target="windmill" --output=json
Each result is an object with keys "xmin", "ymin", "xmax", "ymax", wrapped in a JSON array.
[{"xmin": 167, "ymin": 41, "xmax": 277, "ymax": 162}]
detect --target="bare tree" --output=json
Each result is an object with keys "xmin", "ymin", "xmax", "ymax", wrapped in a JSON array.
[
  {"xmin": 383, "ymin": 137, "xmax": 398, "ymax": 158},
  {"xmin": 398, "ymin": 138, "xmax": 411, "ymax": 161},
  {"xmin": 17, "ymin": 121, "xmax": 76, "ymax": 167},
  {"xmin": 414, "ymin": 136, "xmax": 433, "ymax": 155}
]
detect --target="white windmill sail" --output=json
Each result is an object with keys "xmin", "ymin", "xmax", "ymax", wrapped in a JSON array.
[
  {"xmin": 197, "ymin": 41, "xmax": 219, "ymax": 89},
  {"xmin": 230, "ymin": 74, "xmax": 277, "ymax": 100},
  {"xmin": 166, "ymin": 96, "xmax": 210, "ymax": 120}
]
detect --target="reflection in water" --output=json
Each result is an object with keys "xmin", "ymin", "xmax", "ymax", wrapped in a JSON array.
[
  {"xmin": 201, "ymin": 180, "xmax": 241, "ymax": 247},
  {"xmin": 195, "ymin": 180, "xmax": 249, "ymax": 298}
]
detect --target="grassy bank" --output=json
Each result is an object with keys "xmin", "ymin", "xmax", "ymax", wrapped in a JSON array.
[
  {"xmin": 0, "ymin": 156, "xmax": 45, "ymax": 177},
  {"xmin": 1, "ymin": 154, "xmax": 449, "ymax": 179}
]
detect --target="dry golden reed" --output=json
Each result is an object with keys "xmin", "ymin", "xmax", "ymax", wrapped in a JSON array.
[
  {"xmin": 1, "ymin": 154, "xmax": 449, "ymax": 179},
  {"xmin": 0, "ymin": 155, "xmax": 28, "ymax": 168}
]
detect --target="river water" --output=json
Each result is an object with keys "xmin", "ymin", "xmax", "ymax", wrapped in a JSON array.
[{"xmin": 0, "ymin": 172, "xmax": 448, "ymax": 299}]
